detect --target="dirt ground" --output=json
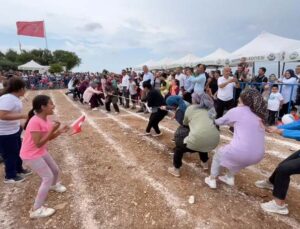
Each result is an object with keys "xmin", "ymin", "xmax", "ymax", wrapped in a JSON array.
[{"xmin": 1, "ymin": 89, "xmax": 300, "ymax": 229}]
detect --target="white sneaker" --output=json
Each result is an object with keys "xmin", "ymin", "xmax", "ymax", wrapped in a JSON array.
[
  {"xmin": 261, "ymin": 200, "xmax": 289, "ymax": 215},
  {"xmin": 152, "ymin": 132, "xmax": 162, "ymax": 137},
  {"xmin": 255, "ymin": 180, "xmax": 273, "ymax": 190},
  {"xmin": 92, "ymin": 108, "xmax": 98, "ymax": 111},
  {"xmin": 50, "ymin": 183, "xmax": 67, "ymax": 193},
  {"xmin": 30, "ymin": 206, "xmax": 56, "ymax": 219},
  {"xmin": 201, "ymin": 161, "xmax": 209, "ymax": 171},
  {"xmin": 168, "ymin": 167, "xmax": 180, "ymax": 177},
  {"xmin": 218, "ymin": 175, "xmax": 235, "ymax": 186},
  {"xmin": 205, "ymin": 176, "xmax": 217, "ymax": 189}
]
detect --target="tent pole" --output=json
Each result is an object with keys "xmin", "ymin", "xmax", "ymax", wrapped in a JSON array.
[
  {"xmin": 278, "ymin": 61, "xmax": 280, "ymax": 78},
  {"xmin": 282, "ymin": 62, "xmax": 286, "ymax": 76}
]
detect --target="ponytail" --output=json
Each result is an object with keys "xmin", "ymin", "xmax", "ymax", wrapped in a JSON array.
[
  {"xmin": 24, "ymin": 108, "xmax": 35, "ymax": 130},
  {"xmin": 24, "ymin": 95, "xmax": 51, "ymax": 130}
]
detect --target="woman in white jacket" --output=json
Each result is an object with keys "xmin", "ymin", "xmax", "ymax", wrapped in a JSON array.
[{"xmin": 83, "ymin": 82, "xmax": 103, "ymax": 110}]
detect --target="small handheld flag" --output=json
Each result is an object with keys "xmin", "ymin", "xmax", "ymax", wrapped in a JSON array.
[{"xmin": 70, "ymin": 115, "xmax": 85, "ymax": 135}]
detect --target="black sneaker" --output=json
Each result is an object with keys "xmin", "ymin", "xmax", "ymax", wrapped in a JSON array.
[
  {"xmin": 18, "ymin": 169, "xmax": 33, "ymax": 177},
  {"xmin": 4, "ymin": 175, "xmax": 26, "ymax": 184}
]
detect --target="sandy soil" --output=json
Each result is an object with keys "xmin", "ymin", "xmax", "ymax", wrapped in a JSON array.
[{"xmin": 1, "ymin": 89, "xmax": 300, "ymax": 229}]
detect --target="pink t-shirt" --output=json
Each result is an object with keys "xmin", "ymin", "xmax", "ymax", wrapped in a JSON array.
[{"xmin": 20, "ymin": 115, "xmax": 53, "ymax": 160}]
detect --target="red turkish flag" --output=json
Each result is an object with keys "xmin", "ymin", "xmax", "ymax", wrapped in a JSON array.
[
  {"xmin": 16, "ymin": 21, "xmax": 45, "ymax": 38},
  {"xmin": 70, "ymin": 115, "xmax": 86, "ymax": 135}
]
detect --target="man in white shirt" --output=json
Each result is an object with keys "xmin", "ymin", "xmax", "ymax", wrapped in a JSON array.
[
  {"xmin": 187, "ymin": 64, "xmax": 207, "ymax": 96},
  {"xmin": 121, "ymin": 69, "xmax": 130, "ymax": 108},
  {"xmin": 175, "ymin": 67, "xmax": 187, "ymax": 90},
  {"xmin": 137, "ymin": 65, "xmax": 154, "ymax": 113},
  {"xmin": 182, "ymin": 68, "xmax": 193, "ymax": 103},
  {"xmin": 216, "ymin": 66, "xmax": 239, "ymax": 119}
]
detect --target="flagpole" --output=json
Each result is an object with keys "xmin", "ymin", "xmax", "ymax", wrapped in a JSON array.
[
  {"xmin": 17, "ymin": 36, "xmax": 22, "ymax": 53},
  {"xmin": 43, "ymin": 20, "xmax": 48, "ymax": 50}
]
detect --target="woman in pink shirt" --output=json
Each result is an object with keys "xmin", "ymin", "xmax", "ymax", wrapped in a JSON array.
[{"xmin": 20, "ymin": 95, "xmax": 69, "ymax": 219}]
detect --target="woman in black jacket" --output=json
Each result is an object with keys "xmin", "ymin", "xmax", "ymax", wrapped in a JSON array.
[{"xmin": 141, "ymin": 81, "xmax": 168, "ymax": 137}]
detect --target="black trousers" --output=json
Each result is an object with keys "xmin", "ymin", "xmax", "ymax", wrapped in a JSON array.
[
  {"xmin": 279, "ymin": 101, "xmax": 294, "ymax": 118},
  {"xmin": 73, "ymin": 87, "xmax": 81, "ymax": 100},
  {"xmin": 269, "ymin": 150, "xmax": 300, "ymax": 200},
  {"xmin": 0, "ymin": 129, "xmax": 23, "ymax": 179},
  {"xmin": 215, "ymin": 98, "xmax": 235, "ymax": 119},
  {"xmin": 105, "ymin": 95, "xmax": 119, "ymax": 112},
  {"xmin": 267, "ymin": 110, "xmax": 278, "ymax": 126},
  {"xmin": 183, "ymin": 92, "xmax": 192, "ymax": 104},
  {"xmin": 89, "ymin": 94, "xmax": 103, "ymax": 108},
  {"xmin": 173, "ymin": 144, "xmax": 208, "ymax": 168},
  {"xmin": 122, "ymin": 87, "xmax": 130, "ymax": 108},
  {"xmin": 146, "ymin": 109, "xmax": 168, "ymax": 134}
]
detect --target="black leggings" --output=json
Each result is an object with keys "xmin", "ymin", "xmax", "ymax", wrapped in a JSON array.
[
  {"xmin": 269, "ymin": 150, "xmax": 300, "ymax": 200},
  {"xmin": 279, "ymin": 101, "xmax": 294, "ymax": 118},
  {"xmin": 0, "ymin": 129, "xmax": 23, "ymax": 179},
  {"xmin": 173, "ymin": 144, "xmax": 208, "ymax": 169},
  {"xmin": 146, "ymin": 109, "xmax": 168, "ymax": 134}
]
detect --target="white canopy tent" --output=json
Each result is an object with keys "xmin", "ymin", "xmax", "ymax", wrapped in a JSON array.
[
  {"xmin": 134, "ymin": 59, "xmax": 157, "ymax": 71},
  {"xmin": 228, "ymin": 32, "xmax": 300, "ymax": 65},
  {"xmin": 18, "ymin": 60, "xmax": 48, "ymax": 72},
  {"xmin": 285, "ymin": 48, "xmax": 300, "ymax": 62},
  {"xmin": 194, "ymin": 48, "xmax": 230, "ymax": 66},
  {"xmin": 149, "ymin": 57, "xmax": 175, "ymax": 70},
  {"xmin": 168, "ymin": 53, "xmax": 202, "ymax": 68}
]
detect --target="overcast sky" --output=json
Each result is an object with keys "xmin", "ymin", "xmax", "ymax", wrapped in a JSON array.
[{"xmin": 0, "ymin": 0, "xmax": 299, "ymax": 73}]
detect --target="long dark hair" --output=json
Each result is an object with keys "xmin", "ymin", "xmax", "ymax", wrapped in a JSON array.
[
  {"xmin": 24, "ymin": 95, "xmax": 51, "ymax": 130},
  {"xmin": 1, "ymin": 76, "xmax": 25, "ymax": 96}
]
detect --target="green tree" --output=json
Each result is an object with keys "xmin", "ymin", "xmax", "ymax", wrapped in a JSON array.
[
  {"xmin": 5, "ymin": 49, "xmax": 18, "ymax": 62},
  {"xmin": 17, "ymin": 50, "xmax": 34, "ymax": 64},
  {"xmin": 49, "ymin": 63, "xmax": 63, "ymax": 73},
  {"xmin": 53, "ymin": 50, "xmax": 81, "ymax": 70},
  {"xmin": 0, "ymin": 59, "xmax": 18, "ymax": 71}
]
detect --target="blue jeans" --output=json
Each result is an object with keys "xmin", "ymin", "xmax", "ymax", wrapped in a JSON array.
[{"xmin": 0, "ymin": 129, "xmax": 23, "ymax": 179}]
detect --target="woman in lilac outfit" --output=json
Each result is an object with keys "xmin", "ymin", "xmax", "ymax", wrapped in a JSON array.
[{"xmin": 205, "ymin": 88, "xmax": 267, "ymax": 189}]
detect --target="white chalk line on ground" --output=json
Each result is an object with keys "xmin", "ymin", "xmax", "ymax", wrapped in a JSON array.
[
  {"xmin": 61, "ymin": 92, "xmax": 208, "ymax": 228},
  {"xmin": 51, "ymin": 92, "xmax": 99, "ymax": 229},
  {"xmin": 113, "ymin": 105, "xmax": 300, "ymax": 228}
]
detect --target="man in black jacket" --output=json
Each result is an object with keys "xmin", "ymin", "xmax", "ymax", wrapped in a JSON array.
[{"xmin": 141, "ymin": 81, "xmax": 168, "ymax": 137}]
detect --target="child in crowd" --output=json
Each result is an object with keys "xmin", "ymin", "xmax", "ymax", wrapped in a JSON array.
[
  {"xmin": 20, "ymin": 95, "xmax": 69, "ymax": 218},
  {"xmin": 129, "ymin": 77, "xmax": 138, "ymax": 109},
  {"xmin": 267, "ymin": 84, "xmax": 284, "ymax": 126},
  {"xmin": 170, "ymin": 79, "xmax": 180, "ymax": 96},
  {"xmin": 290, "ymin": 107, "xmax": 299, "ymax": 121},
  {"xmin": 160, "ymin": 73, "xmax": 170, "ymax": 99},
  {"xmin": 205, "ymin": 89, "xmax": 267, "ymax": 189}
]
